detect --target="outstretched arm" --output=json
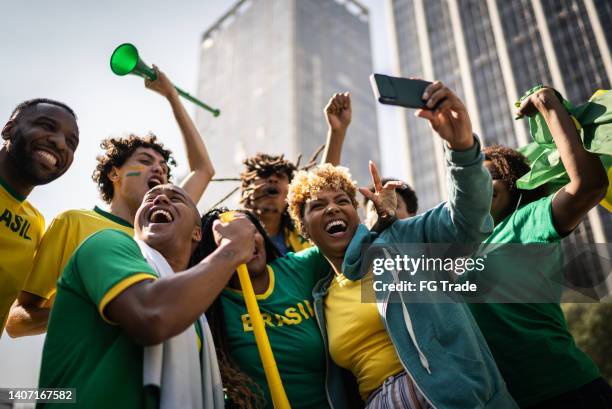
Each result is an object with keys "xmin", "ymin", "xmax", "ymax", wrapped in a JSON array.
[
  {"xmin": 146, "ymin": 65, "xmax": 215, "ymax": 204},
  {"xmin": 517, "ymin": 88, "xmax": 608, "ymax": 235},
  {"xmin": 322, "ymin": 92, "xmax": 352, "ymax": 165}
]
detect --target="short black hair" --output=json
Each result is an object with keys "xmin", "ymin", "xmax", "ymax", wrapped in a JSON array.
[
  {"xmin": 363, "ymin": 178, "xmax": 418, "ymax": 214},
  {"xmin": 9, "ymin": 98, "xmax": 77, "ymax": 122}
]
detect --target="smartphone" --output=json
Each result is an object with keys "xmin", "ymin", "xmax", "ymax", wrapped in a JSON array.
[{"xmin": 370, "ymin": 74, "xmax": 431, "ymax": 109}]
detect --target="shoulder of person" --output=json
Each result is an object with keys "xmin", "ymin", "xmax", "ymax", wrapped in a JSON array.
[
  {"xmin": 383, "ymin": 204, "xmax": 445, "ymax": 240},
  {"xmin": 275, "ymin": 246, "xmax": 321, "ymax": 267},
  {"xmin": 78, "ymin": 228, "xmax": 135, "ymax": 252},
  {"xmin": 53, "ymin": 208, "xmax": 97, "ymax": 221},
  {"xmin": 510, "ymin": 194, "xmax": 553, "ymax": 225}
]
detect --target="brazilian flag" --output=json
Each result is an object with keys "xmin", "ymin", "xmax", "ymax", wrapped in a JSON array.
[{"xmin": 515, "ymin": 86, "xmax": 612, "ymax": 211}]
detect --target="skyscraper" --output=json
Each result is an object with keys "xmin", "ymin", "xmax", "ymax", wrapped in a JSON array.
[
  {"xmin": 196, "ymin": 0, "xmax": 379, "ymax": 209},
  {"xmin": 388, "ymin": 0, "xmax": 611, "ymax": 249}
]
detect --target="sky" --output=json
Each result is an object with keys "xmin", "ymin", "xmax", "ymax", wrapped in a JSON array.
[{"xmin": 0, "ymin": 0, "xmax": 404, "ymax": 387}]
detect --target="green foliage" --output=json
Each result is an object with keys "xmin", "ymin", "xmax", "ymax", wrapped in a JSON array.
[{"xmin": 562, "ymin": 302, "xmax": 612, "ymax": 383}]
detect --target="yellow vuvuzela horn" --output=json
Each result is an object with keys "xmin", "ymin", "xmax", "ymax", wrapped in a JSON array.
[{"xmin": 219, "ymin": 211, "xmax": 290, "ymax": 409}]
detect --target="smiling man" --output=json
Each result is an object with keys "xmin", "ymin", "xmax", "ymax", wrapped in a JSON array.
[
  {"xmin": 6, "ymin": 67, "xmax": 215, "ymax": 337},
  {"xmin": 38, "ymin": 184, "xmax": 256, "ymax": 409},
  {"xmin": 0, "ymin": 98, "xmax": 79, "ymax": 336}
]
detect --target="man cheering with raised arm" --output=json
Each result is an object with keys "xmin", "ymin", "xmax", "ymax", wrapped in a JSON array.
[{"xmin": 7, "ymin": 66, "xmax": 215, "ymax": 338}]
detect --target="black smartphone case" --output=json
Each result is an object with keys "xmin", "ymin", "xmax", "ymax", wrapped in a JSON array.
[{"xmin": 370, "ymin": 74, "xmax": 431, "ymax": 109}]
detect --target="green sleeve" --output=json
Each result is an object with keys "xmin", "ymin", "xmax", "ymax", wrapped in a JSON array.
[
  {"xmin": 74, "ymin": 229, "xmax": 157, "ymax": 322},
  {"xmin": 276, "ymin": 246, "xmax": 330, "ymax": 289},
  {"xmin": 514, "ymin": 194, "xmax": 561, "ymax": 242},
  {"xmin": 419, "ymin": 135, "xmax": 494, "ymax": 243}
]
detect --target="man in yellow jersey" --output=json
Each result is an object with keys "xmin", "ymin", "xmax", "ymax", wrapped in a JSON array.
[
  {"xmin": 0, "ymin": 98, "xmax": 79, "ymax": 336},
  {"xmin": 6, "ymin": 66, "xmax": 215, "ymax": 337}
]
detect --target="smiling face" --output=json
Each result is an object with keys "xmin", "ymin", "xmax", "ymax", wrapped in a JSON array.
[
  {"xmin": 249, "ymin": 172, "xmax": 289, "ymax": 215},
  {"xmin": 301, "ymin": 188, "xmax": 359, "ymax": 260},
  {"xmin": 135, "ymin": 184, "xmax": 201, "ymax": 251},
  {"xmin": 2, "ymin": 103, "xmax": 79, "ymax": 186},
  {"xmin": 111, "ymin": 147, "xmax": 169, "ymax": 211}
]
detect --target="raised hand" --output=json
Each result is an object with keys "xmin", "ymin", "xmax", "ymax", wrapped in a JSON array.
[
  {"xmin": 212, "ymin": 216, "xmax": 257, "ymax": 265},
  {"xmin": 516, "ymin": 86, "xmax": 559, "ymax": 118},
  {"xmin": 145, "ymin": 64, "xmax": 179, "ymax": 100},
  {"xmin": 416, "ymin": 81, "xmax": 473, "ymax": 150},
  {"xmin": 325, "ymin": 92, "xmax": 352, "ymax": 132},
  {"xmin": 359, "ymin": 161, "xmax": 402, "ymax": 220}
]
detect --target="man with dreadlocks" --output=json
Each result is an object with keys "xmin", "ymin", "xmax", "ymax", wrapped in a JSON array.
[
  {"xmin": 6, "ymin": 66, "xmax": 215, "ymax": 337},
  {"xmin": 240, "ymin": 153, "xmax": 308, "ymax": 255},
  {"xmin": 240, "ymin": 92, "xmax": 352, "ymax": 255}
]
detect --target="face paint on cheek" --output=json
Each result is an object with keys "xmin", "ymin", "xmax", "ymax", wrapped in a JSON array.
[{"xmin": 125, "ymin": 165, "xmax": 145, "ymax": 177}]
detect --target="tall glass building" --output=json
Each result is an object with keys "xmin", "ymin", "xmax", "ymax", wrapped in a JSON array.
[
  {"xmin": 389, "ymin": 0, "xmax": 611, "ymax": 244},
  {"xmin": 389, "ymin": 0, "xmax": 611, "ymax": 285},
  {"xmin": 196, "ymin": 0, "xmax": 379, "ymax": 209}
]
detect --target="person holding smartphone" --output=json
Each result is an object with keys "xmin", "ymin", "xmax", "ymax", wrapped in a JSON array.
[{"xmin": 286, "ymin": 82, "xmax": 517, "ymax": 409}]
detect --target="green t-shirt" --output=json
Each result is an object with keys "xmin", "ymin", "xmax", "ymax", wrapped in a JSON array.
[
  {"xmin": 468, "ymin": 195, "xmax": 600, "ymax": 407},
  {"xmin": 220, "ymin": 246, "xmax": 331, "ymax": 409},
  {"xmin": 38, "ymin": 229, "xmax": 158, "ymax": 409}
]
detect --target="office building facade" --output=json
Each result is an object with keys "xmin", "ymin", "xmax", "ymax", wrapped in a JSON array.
[{"xmin": 196, "ymin": 0, "xmax": 379, "ymax": 209}]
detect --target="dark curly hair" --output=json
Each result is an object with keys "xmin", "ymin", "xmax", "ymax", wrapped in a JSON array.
[
  {"xmin": 92, "ymin": 133, "xmax": 176, "ymax": 203},
  {"xmin": 190, "ymin": 208, "xmax": 279, "ymax": 409},
  {"xmin": 483, "ymin": 145, "xmax": 547, "ymax": 206}
]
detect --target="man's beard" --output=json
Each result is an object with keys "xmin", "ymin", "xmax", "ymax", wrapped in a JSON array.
[{"xmin": 8, "ymin": 129, "xmax": 56, "ymax": 185}]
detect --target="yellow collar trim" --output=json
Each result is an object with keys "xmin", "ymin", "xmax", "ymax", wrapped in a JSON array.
[{"xmin": 226, "ymin": 265, "xmax": 275, "ymax": 300}]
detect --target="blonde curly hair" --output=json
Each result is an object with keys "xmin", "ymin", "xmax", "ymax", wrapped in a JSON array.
[{"xmin": 287, "ymin": 163, "xmax": 358, "ymax": 233}]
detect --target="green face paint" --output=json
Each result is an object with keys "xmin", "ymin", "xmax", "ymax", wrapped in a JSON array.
[{"xmin": 126, "ymin": 171, "xmax": 141, "ymax": 177}]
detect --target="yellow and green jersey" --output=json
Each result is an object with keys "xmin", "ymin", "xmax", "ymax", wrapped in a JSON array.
[
  {"xmin": 23, "ymin": 206, "xmax": 133, "ymax": 301},
  {"xmin": 221, "ymin": 246, "xmax": 330, "ymax": 409},
  {"xmin": 284, "ymin": 225, "xmax": 311, "ymax": 253},
  {"xmin": 38, "ymin": 229, "xmax": 157, "ymax": 409},
  {"xmin": 0, "ymin": 177, "xmax": 45, "ymax": 335}
]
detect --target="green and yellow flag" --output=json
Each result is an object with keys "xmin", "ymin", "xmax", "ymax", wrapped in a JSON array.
[{"xmin": 515, "ymin": 86, "xmax": 612, "ymax": 211}]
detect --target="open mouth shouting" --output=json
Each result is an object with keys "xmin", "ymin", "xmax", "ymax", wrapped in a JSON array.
[
  {"xmin": 148, "ymin": 176, "xmax": 164, "ymax": 190},
  {"xmin": 264, "ymin": 185, "xmax": 280, "ymax": 197},
  {"xmin": 148, "ymin": 207, "xmax": 174, "ymax": 224},
  {"xmin": 325, "ymin": 219, "xmax": 348, "ymax": 237}
]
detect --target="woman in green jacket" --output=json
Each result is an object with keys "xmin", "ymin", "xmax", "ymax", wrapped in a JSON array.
[{"xmin": 286, "ymin": 82, "xmax": 517, "ymax": 409}]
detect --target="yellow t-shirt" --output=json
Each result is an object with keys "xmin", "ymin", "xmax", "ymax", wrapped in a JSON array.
[
  {"xmin": 23, "ymin": 206, "xmax": 133, "ymax": 301},
  {"xmin": 325, "ymin": 274, "xmax": 404, "ymax": 401},
  {"xmin": 285, "ymin": 225, "xmax": 311, "ymax": 253},
  {"xmin": 0, "ymin": 178, "xmax": 45, "ymax": 335}
]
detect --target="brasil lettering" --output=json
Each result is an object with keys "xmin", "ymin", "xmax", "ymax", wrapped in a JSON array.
[
  {"xmin": 241, "ymin": 299, "xmax": 314, "ymax": 332},
  {"xmin": 0, "ymin": 208, "xmax": 33, "ymax": 240}
]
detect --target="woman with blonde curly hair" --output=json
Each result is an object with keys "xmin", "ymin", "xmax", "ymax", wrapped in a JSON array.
[{"xmin": 286, "ymin": 82, "xmax": 517, "ymax": 409}]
